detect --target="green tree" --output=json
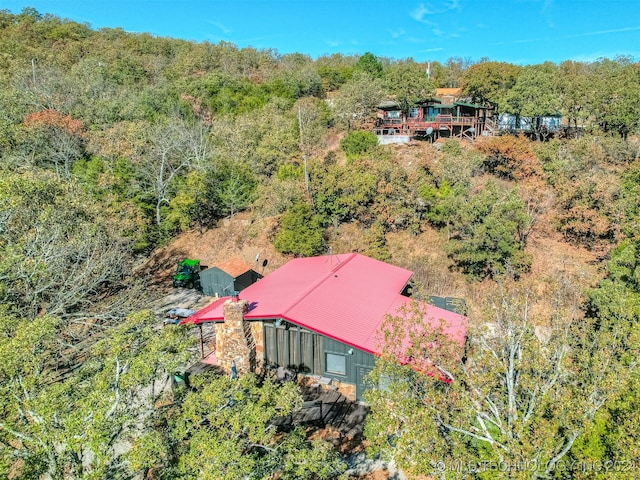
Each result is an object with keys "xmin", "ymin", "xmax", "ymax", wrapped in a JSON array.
[
  {"xmin": 209, "ymin": 102, "xmax": 299, "ymax": 177},
  {"xmin": 354, "ymin": 52, "xmax": 383, "ymax": 78},
  {"xmin": 418, "ymin": 141, "xmax": 482, "ymax": 230},
  {"xmin": 587, "ymin": 239, "xmax": 640, "ymax": 325},
  {"xmin": 441, "ymin": 181, "xmax": 532, "ymax": 280},
  {"xmin": 383, "ymin": 60, "xmax": 435, "ymax": 117},
  {"xmin": 267, "ymin": 54, "xmax": 323, "ymax": 101},
  {"xmin": 620, "ymin": 159, "xmax": 640, "ymax": 239},
  {"xmin": 274, "ymin": 201, "xmax": 325, "ymax": 257},
  {"xmin": 420, "ymin": 179, "xmax": 466, "ymax": 236},
  {"xmin": 340, "ymin": 130, "xmax": 379, "ymax": 160},
  {"xmin": 441, "ymin": 56, "xmax": 474, "ymax": 88},
  {"xmin": 366, "ymin": 278, "xmax": 636, "ymax": 479},
  {"xmin": 215, "ymin": 160, "xmax": 258, "ymax": 218},
  {"xmin": 0, "ymin": 292, "xmax": 343, "ymax": 480},
  {"xmin": 502, "ymin": 63, "xmax": 562, "ymax": 141},
  {"xmin": 310, "ymin": 155, "xmax": 420, "ymax": 231},
  {"xmin": 557, "ymin": 60, "xmax": 592, "ymax": 130},
  {"xmin": 315, "ymin": 53, "xmax": 355, "ymax": 92},
  {"xmin": 204, "ymin": 73, "xmax": 272, "ymax": 115},
  {"xmin": 362, "ymin": 222, "xmax": 391, "ymax": 262},
  {"xmin": 167, "ymin": 158, "xmax": 257, "ymax": 230},
  {"xmin": 460, "ymin": 61, "xmax": 521, "ymax": 109},
  {"xmin": 253, "ymin": 165, "xmax": 307, "ymax": 217},
  {"xmin": 140, "ymin": 372, "xmax": 346, "ymax": 480},
  {"xmin": 296, "ymin": 96, "xmax": 330, "ymax": 158},
  {"xmin": 331, "ymin": 72, "xmax": 384, "ymax": 130},
  {"xmin": 588, "ymin": 57, "xmax": 640, "ymax": 138},
  {"xmin": 0, "ymin": 310, "xmax": 194, "ymax": 479},
  {"xmin": 566, "ymin": 239, "xmax": 640, "ymax": 478},
  {"xmin": 166, "ymin": 169, "xmax": 210, "ymax": 232}
]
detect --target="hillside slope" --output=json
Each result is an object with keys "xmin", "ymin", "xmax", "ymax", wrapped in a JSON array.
[{"xmin": 147, "ymin": 139, "xmax": 603, "ymax": 324}]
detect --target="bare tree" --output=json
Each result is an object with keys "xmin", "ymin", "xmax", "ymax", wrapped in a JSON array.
[
  {"xmin": 21, "ymin": 109, "xmax": 85, "ymax": 179},
  {"xmin": 0, "ymin": 170, "xmax": 135, "ymax": 321},
  {"xmin": 137, "ymin": 119, "xmax": 196, "ymax": 226}
]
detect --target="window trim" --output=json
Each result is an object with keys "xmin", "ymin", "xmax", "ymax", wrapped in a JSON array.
[{"xmin": 325, "ymin": 352, "xmax": 347, "ymax": 376}]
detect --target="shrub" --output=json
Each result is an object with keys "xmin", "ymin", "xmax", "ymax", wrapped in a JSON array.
[
  {"xmin": 340, "ymin": 130, "xmax": 379, "ymax": 160},
  {"xmin": 276, "ymin": 163, "xmax": 304, "ymax": 181},
  {"xmin": 274, "ymin": 202, "xmax": 325, "ymax": 257},
  {"xmin": 474, "ymin": 134, "xmax": 542, "ymax": 180},
  {"xmin": 444, "ymin": 181, "xmax": 532, "ymax": 280}
]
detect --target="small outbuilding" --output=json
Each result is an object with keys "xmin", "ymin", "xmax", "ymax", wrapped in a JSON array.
[{"xmin": 199, "ymin": 258, "xmax": 262, "ymax": 297}]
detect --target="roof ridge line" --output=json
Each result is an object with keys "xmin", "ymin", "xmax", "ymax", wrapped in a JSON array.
[{"xmin": 281, "ymin": 253, "xmax": 357, "ymax": 317}]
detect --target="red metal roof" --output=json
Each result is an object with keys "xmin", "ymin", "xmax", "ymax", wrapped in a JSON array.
[
  {"xmin": 184, "ymin": 296, "xmax": 228, "ymax": 323},
  {"xmin": 182, "ymin": 253, "xmax": 467, "ymax": 355}
]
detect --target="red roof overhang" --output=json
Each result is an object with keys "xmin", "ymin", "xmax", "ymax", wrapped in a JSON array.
[{"xmin": 181, "ymin": 253, "xmax": 467, "ymax": 356}]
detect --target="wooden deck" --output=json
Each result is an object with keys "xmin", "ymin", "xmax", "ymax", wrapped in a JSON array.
[
  {"xmin": 272, "ymin": 384, "xmax": 369, "ymax": 437},
  {"xmin": 374, "ymin": 115, "xmax": 487, "ymax": 139}
]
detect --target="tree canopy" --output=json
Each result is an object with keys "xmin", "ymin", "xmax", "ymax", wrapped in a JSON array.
[{"xmin": 2, "ymin": 8, "xmax": 640, "ymax": 479}]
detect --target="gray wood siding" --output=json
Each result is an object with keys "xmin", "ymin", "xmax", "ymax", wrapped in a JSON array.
[
  {"xmin": 323, "ymin": 337, "xmax": 375, "ymax": 387},
  {"xmin": 201, "ymin": 268, "xmax": 261, "ymax": 297},
  {"xmin": 200, "ymin": 268, "xmax": 234, "ymax": 297},
  {"xmin": 263, "ymin": 322, "xmax": 325, "ymax": 375},
  {"xmin": 263, "ymin": 321, "xmax": 376, "ymax": 399}
]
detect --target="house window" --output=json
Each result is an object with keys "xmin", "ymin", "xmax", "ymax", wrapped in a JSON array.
[
  {"xmin": 378, "ymin": 374, "xmax": 392, "ymax": 392},
  {"xmin": 325, "ymin": 353, "xmax": 346, "ymax": 376},
  {"xmin": 409, "ymin": 108, "xmax": 419, "ymax": 118}
]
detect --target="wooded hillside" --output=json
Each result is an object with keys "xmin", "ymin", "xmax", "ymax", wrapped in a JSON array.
[{"xmin": 1, "ymin": 9, "xmax": 639, "ymax": 479}]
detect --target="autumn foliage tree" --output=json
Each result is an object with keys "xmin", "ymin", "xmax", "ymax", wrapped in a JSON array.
[
  {"xmin": 22, "ymin": 108, "xmax": 85, "ymax": 179},
  {"xmin": 473, "ymin": 134, "xmax": 543, "ymax": 180}
]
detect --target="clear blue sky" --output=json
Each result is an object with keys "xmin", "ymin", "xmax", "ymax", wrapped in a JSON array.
[{"xmin": 4, "ymin": 0, "xmax": 640, "ymax": 65}]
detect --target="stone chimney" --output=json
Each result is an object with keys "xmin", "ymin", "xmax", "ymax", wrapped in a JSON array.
[{"xmin": 216, "ymin": 298, "xmax": 255, "ymax": 375}]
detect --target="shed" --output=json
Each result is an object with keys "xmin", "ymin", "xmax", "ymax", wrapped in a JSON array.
[{"xmin": 199, "ymin": 258, "xmax": 262, "ymax": 297}]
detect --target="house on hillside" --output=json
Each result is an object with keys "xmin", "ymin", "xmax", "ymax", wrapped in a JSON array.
[
  {"xmin": 375, "ymin": 88, "xmax": 489, "ymax": 143},
  {"xmin": 199, "ymin": 258, "xmax": 262, "ymax": 297},
  {"xmin": 182, "ymin": 253, "xmax": 467, "ymax": 402}
]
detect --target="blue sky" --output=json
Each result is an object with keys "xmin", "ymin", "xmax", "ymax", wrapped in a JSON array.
[{"xmin": 4, "ymin": 0, "xmax": 640, "ymax": 65}]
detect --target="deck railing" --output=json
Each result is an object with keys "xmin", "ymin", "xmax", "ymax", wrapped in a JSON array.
[
  {"xmin": 375, "ymin": 115, "xmax": 488, "ymax": 137},
  {"xmin": 380, "ymin": 116, "xmax": 484, "ymax": 127}
]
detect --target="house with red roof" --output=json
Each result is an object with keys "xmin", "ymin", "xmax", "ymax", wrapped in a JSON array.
[{"xmin": 181, "ymin": 253, "xmax": 467, "ymax": 401}]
